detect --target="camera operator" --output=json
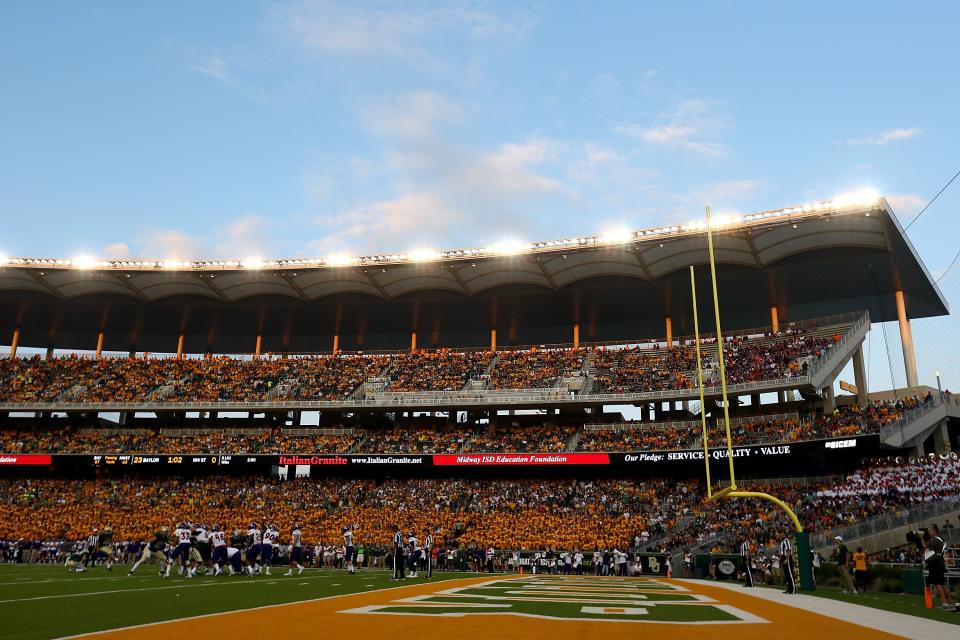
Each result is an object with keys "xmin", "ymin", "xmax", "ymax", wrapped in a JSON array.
[{"xmin": 924, "ymin": 525, "xmax": 957, "ymax": 611}]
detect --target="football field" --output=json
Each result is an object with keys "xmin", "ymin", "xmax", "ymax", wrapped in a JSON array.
[{"xmin": 0, "ymin": 565, "xmax": 953, "ymax": 640}]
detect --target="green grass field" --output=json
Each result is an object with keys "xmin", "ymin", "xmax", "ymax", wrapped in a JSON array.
[
  {"xmin": 4, "ymin": 564, "xmax": 958, "ymax": 640},
  {"xmin": 804, "ymin": 584, "xmax": 960, "ymax": 626},
  {"xmin": 0, "ymin": 564, "xmax": 468, "ymax": 640}
]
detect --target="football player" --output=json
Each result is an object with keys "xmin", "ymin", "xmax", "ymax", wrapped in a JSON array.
[
  {"xmin": 128, "ymin": 526, "xmax": 170, "ymax": 576},
  {"xmin": 245, "ymin": 522, "xmax": 263, "ymax": 576},
  {"xmin": 343, "ymin": 525, "xmax": 356, "ymax": 575},
  {"xmin": 284, "ymin": 523, "xmax": 305, "ymax": 576}
]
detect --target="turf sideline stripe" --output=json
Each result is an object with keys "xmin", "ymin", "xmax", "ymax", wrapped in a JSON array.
[{"xmin": 52, "ymin": 575, "xmax": 487, "ymax": 640}]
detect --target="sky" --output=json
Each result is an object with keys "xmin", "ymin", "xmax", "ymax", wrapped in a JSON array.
[{"xmin": 0, "ymin": 1, "xmax": 958, "ymax": 393}]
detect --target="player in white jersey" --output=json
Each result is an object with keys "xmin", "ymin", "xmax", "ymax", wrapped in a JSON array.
[
  {"xmin": 284, "ymin": 523, "xmax": 305, "ymax": 576},
  {"xmin": 342, "ymin": 525, "xmax": 356, "ymax": 574},
  {"xmin": 192, "ymin": 525, "xmax": 211, "ymax": 575},
  {"xmin": 245, "ymin": 523, "xmax": 263, "ymax": 576},
  {"xmin": 210, "ymin": 525, "xmax": 228, "ymax": 576},
  {"xmin": 261, "ymin": 525, "xmax": 279, "ymax": 575},
  {"xmin": 574, "ymin": 551, "xmax": 584, "ymax": 575},
  {"xmin": 169, "ymin": 522, "xmax": 195, "ymax": 577}
]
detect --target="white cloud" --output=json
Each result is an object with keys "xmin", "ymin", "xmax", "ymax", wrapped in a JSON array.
[
  {"xmin": 886, "ymin": 193, "xmax": 926, "ymax": 217},
  {"xmin": 103, "ymin": 242, "xmax": 132, "ymax": 259},
  {"xmin": 140, "ymin": 230, "xmax": 204, "ymax": 260},
  {"xmin": 216, "ymin": 214, "xmax": 274, "ymax": 257},
  {"xmin": 187, "ymin": 53, "xmax": 230, "ymax": 81},
  {"xmin": 362, "ymin": 92, "xmax": 464, "ymax": 139},
  {"xmin": 616, "ymin": 99, "xmax": 728, "ymax": 156},
  {"xmin": 278, "ymin": 0, "xmax": 534, "ymax": 66},
  {"xmin": 309, "ymin": 192, "xmax": 467, "ymax": 255},
  {"xmin": 846, "ymin": 128, "xmax": 922, "ymax": 145}
]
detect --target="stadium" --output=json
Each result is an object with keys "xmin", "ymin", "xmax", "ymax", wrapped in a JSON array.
[
  {"xmin": 1, "ymin": 193, "xmax": 958, "ymax": 640},
  {"xmin": 4, "ymin": 3, "xmax": 960, "ymax": 639}
]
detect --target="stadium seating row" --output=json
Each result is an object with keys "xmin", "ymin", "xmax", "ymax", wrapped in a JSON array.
[
  {"xmin": 1, "ymin": 458, "xmax": 954, "ymax": 552},
  {"xmin": 0, "ymin": 325, "xmax": 842, "ymax": 403},
  {"xmin": 0, "ymin": 397, "xmax": 924, "ymax": 455}
]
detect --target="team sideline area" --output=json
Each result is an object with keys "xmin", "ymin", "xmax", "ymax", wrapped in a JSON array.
[{"xmin": 1, "ymin": 565, "xmax": 957, "ymax": 640}]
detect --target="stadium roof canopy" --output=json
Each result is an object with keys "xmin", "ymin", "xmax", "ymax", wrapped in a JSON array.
[{"xmin": 0, "ymin": 196, "xmax": 948, "ymax": 354}]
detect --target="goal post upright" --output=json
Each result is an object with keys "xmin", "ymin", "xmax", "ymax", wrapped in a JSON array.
[
  {"xmin": 704, "ymin": 205, "xmax": 737, "ymax": 491},
  {"xmin": 689, "ymin": 265, "xmax": 712, "ymax": 498},
  {"xmin": 699, "ymin": 205, "xmax": 815, "ymax": 591}
]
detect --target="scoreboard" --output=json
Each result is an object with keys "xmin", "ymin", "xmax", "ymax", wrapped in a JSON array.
[{"xmin": 93, "ymin": 454, "xmax": 265, "ymax": 467}]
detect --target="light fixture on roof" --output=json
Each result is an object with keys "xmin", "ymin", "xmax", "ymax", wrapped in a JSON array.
[
  {"xmin": 490, "ymin": 239, "xmax": 529, "ymax": 256},
  {"xmin": 0, "ymin": 254, "xmax": 8, "ymax": 266},
  {"xmin": 407, "ymin": 248, "xmax": 441, "ymax": 263},
  {"xmin": 326, "ymin": 253, "xmax": 357, "ymax": 267},
  {"xmin": 72, "ymin": 255, "xmax": 97, "ymax": 270},
  {"xmin": 242, "ymin": 257, "xmax": 265, "ymax": 270},
  {"xmin": 598, "ymin": 226, "xmax": 634, "ymax": 244},
  {"xmin": 831, "ymin": 187, "xmax": 881, "ymax": 209}
]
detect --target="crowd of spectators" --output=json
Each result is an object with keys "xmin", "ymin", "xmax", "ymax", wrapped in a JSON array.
[
  {"xmin": 0, "ymin": 354, "xmax": 388, "ymax": 404},
  {"xmin": 0, "ymin": 428, "xmax": 363, "ymax": 455},
  {"xmin": 0, "ymin": 323, "xmax": 853, "ymax": 403},
  {"xmin": 388, "ymin": 350, "xmax": 492, "ymax": 392},
  {"xmin": 816, "ymin": 457, "xmax": 960, "ymax": 499},
  {"xmin": 462, "ymin": 425, "xmax": 576, "ymax": 453},
  {"xmin": 720, "ymin": 330, "xmax": 838, "ymax": 385},
  {"xmin": 3, "ymin": 458, "xmax": 955, "ymax": 554},
  {"xmin": 592, "ymin": 346, "xmax": 697, "ymax": 394},
  {"xmin": 0, "ymin": 396, "xmax": 931, "ymax": 456},
  {"xmin": 578, "ymin": 427, "xmax": 691, "ymax": 452},
  {"xmin": 489, "ymin": 348, "xmax": 586, "ymax": 389}
]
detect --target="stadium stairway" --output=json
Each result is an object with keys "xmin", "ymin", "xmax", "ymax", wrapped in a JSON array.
[{"xmin": 879, "ymin": 392, "xmax": 960, "ymax": 450}]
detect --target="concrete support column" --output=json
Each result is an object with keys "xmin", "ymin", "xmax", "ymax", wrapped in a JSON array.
[
  {"xmin": 751, "ymin": 393, "xmax": 761, "ymax": 408},
  {"xmin": 9, "ymin": 328, "xmax": 19, "ymax": 357},
  {"xmin": 771, "ymin": 306, "xmax": 779, "ymax": 334},
  {"xmin": 573, "ymin": 323, "xmax": 580, "ymax": 348},
  {"xmin": 935, "ymin": 422, "xmax": 951, "ymax": 453},
  {"xmin": 895, "ymin": 290, "xmax": 919, "ymax": 388},
  {"xmin": 332, "ymin": 334, "xmax": 339, "ymax": 354},
  {"xmin": 254, "ymin": 334, "xmax": 262, "ymax": 359},
  {"xmin": 95, "ymin": 331, "xmax": 105, "ymax": 358},
  {"xmin": 822, "ymin": 385, "xmax": 835, "ymax": 413},
  {"xmin": 45, "ymin": 346, "xmax": 55, "ymax": 360},
  {"xmin": 682, "ymin": 400, "xmax": 690, "ymax": 413},
  {"xmin": 779, "ymin": 390, "xmax": 788, "ymax": 404},
  {"xmin": 411, "ymin": 331, "xmax": 417, "ymax": 351},
  {"xmin": 176, "ymin": 333, "xmax": 185, "ymax": 359},
  {"xmin": 852, "ymin": 345, "xmax": 868, "ymax": 406},
  {"xmin": 490, "ymin": 328, "xmax": 497, "ymax": 352},
  {"xmin": 128, "ymin": 348, "xmax": 136, "ymax": 358},
  {"xmin": 665, "ymin": 316, "xmax": 673, "ymax": 348}
]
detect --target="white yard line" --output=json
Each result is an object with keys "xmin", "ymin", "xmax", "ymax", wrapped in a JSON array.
[
  {"xmin": 680, "ymin": 579, "xmax": 958, "ymax": 640},
  {"xmin": 0, "ymin": 573, "xmax": 341, "ymax": 604}
]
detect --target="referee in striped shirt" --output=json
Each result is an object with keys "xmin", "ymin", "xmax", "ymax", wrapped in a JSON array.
[
  {"xmin": 779, "ymin": 534, "xmax": 797, "ymax": 594},
  {"xmin": 425, "ymin": 530, "xmax": 434, "ymax": 579},
  {"xmin": 391, "ymin": 525, "xmax": 405, "ymax": 581},
  {"xmin": 739, "ymin": 538, "xmax": 754, "ymax": 587}
]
